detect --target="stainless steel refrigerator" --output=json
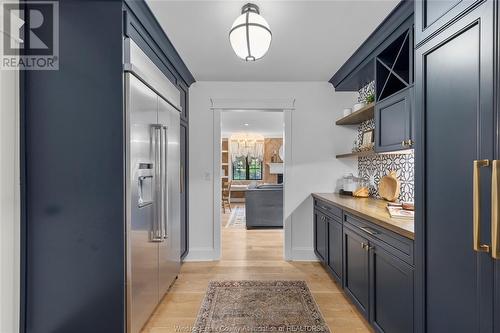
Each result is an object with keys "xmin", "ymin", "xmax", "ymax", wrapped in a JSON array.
[{"xmin": 124, "ymin": 39, "xmax": 181, "ymax": 333}]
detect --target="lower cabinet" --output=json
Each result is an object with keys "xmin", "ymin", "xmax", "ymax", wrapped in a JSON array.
[
  {"xmin": 343, "ymin": 227, "xmax": 370, "ymax": 318},
  {"xmin": 313, "ymin": 209, "xmax": 328, "ymax": 263},
  {"xmin": 327, "ymin": 217, "xmax": 343, "ymax": 283},
  {"xmin": 313, "ymin": 199, "xmax": 415, "ymax": 333},
  {"xmin": 371, "ymin": 243, "xmax": 414, "ymax": 333}
]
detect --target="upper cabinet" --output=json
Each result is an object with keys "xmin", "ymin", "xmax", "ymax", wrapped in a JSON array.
[
  {"xmin": 375, "ymin": 29, "xmax": 412, "ymax": 102},
  {"xmin": 332, "ymin": 1, "xmax": 415, "ymax": 155},
  {"xmin": 329, "ymin": 1, "xmax": 413, "ymax": 92},
  {"xmin": 373, "ymin": 26, "xmax": 414, "ymax": 153},
  {"xmin": 375, "ymin": 85, "xmax": 413, "ymax": 152},
  {"xmin": 414, "ymin": 0, "xmax": 481, "ymax": 46}
]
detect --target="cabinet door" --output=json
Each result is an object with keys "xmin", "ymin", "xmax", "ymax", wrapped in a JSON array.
[
  {"xmin": 370, "ymin": 243, "xmax": 414, "ymax": 333},
  {"xmin": 415, "ymin": 0, "xmax": 479, "ymax": 45},
  {"xmin": 343, "ymin": 227, "xmax": 370, "ymax": 318},
  {"xmin": 314, "ymin": 210, "xmax": 328, "ymax": 263},
  {"xmin": 415, "ymin": 2, "xmax": 495, "ymax": 332},
  {"xmin": 375, "ymin": 87, "xmax": 413, "ymax": 153},
  {"xmin": 328, "ymin": 217, "xmax": 343, "ymax": 283}
]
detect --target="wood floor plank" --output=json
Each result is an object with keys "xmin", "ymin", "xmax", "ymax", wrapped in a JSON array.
[{"xmin": 142, "ymin": 204, "xmax": 372, "ymax": 333}]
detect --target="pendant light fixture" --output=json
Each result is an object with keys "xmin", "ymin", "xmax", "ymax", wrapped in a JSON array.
[{"xmin": 229, "ymin": 3, "xmax": 272, "ymax": 61}]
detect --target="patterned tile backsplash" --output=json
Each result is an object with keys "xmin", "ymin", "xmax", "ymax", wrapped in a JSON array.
[
  {"xmin": 355, "ymin": 82, "xmax": 415, "ymax": 203},
  {"xmin": 358, "ymin": 152, "xmax": 415, "ymax": 203}
]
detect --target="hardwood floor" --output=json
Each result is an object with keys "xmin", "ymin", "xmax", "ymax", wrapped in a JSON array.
[{"xmin": 142, "ymin": 204, "xmax": 372, "ymax": 333}]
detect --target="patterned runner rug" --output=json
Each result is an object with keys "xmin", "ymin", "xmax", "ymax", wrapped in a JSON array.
[
  {"xmin": 226, "ymin": 206, "xmax": 246, "ymax": 228},
  {"xmin": 193, "ymin": 280, "xmax": 330, "ymax": 332}
]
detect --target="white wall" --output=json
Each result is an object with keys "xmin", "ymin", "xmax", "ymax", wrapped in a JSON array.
[
  {"xmin": 187, "ymin": 81, "xmax": 357, "ymax": 261},
  {"xmin": 0, "ymin": 61, "xmax": 20, "ymax": 331}
]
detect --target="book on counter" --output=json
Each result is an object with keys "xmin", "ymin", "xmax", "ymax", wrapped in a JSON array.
[{"xmin": 386, "ymin": 204, "xmax": 414, "ymax": 220}]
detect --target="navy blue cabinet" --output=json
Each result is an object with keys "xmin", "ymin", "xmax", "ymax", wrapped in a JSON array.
[
  {"xmin": 21, "ymin": 1, "xmax": 195, "ymax": 332},
  {"xmin": 180, "ymin": 123, "xmax": 188, "ymax": 260},
  {"xmin": 179, "ymin": 82, "xmax": 188, "ymax": 122},
  {"xmin": 314, "ymin": 199, "xmax": 415, "ymax": 332},
  {"xmin": 327, "ymin": 217, "xmax": 343, "ymax": 283},
  {"xmin": 414, "ymin": 1, "xmax": 498, "ymax": 332},
  {"xmin": 179, "ymin": 82, "xmax": 189, "ymax": 260},
  {"xmin": 343, "ymin": 226, "xmax": 370, "ymax": 318},
  {"xmin": 375, "ymin": 86, "xmax": 413, "ymax": 152},
  {"xmin": 370, "ymin": 242, "xmax": 414, "ymax": 333},
  {"xmin": 314, "ymin": 210, "xmax": 328, "ymax": 263},
  {"xmin": 415, "ymin": 0, "xmax": 481, "ymax": 46}
]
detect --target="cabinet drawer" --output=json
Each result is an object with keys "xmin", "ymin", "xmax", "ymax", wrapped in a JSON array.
[
  {"xmin": 314, "ymin": 199, "xmax": 342, "ymax": 219},
  {"xmin": 344, "ymin": 213, "xmax": 414, "ymax": 266}
]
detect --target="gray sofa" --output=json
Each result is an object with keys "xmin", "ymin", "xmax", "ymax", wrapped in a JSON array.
[{"xmin": 245, "ymin": 184, "xmax": 283, "ymax": 228}]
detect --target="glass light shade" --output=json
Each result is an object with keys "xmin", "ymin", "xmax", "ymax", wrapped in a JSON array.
[{"xmin": 229, "ymin": 9, "xmax": 272, "ymax": 61}]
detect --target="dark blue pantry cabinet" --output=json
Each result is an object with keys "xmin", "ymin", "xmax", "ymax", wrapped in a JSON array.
[
  {"xmin": 313, "ymin": 198, "xmax": 414, "ymax": 333},
  {"xmin": 20, "ymin": 1, "xmax": 194, "ymax": 332},
  {"xmin": 414, "ymin": 0, "xmax": 500, "ymax": 332}
]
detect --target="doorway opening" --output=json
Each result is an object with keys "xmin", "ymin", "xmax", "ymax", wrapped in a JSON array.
[{"xmin": 218, "ymin": 110, "xmax": 285, "ymax": 260}]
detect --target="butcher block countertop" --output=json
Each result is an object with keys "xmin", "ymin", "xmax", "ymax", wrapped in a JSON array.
[{"xmin": 312, "ymin": 193, "xmax": 415, "ymax": 240}]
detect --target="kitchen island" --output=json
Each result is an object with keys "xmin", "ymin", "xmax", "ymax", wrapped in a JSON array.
[{"xmin": 312, "ymin": 192, "xmax": 414, "ymax": 333}]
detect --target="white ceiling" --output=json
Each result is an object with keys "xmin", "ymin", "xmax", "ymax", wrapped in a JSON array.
[
  {"xmin": 147, "ymin": 0, "xmax": 399, "ymax": 81},
  {"xmin": 221, "ymin": 111, "xmax": 284, "ymax": 137}
]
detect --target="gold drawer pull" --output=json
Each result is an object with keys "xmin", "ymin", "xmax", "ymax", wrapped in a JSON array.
[
  {"xmin": 492, "ymin": 161, "xmax": 500, "ymax": 259},
  {"xmin": 473, "ymin": 160, "xmax": 490, "ymax": 253}
]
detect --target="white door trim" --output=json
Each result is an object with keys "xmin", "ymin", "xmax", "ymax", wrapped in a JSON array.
[{"xmin": 211, "ymin": 98, "xmax": 294, "ymax": 260}]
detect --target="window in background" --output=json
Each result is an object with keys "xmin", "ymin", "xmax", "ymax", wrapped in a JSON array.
[
  {"xmin": 232, "ymin": 157, "xmax": 262, "ymax": 180},
  {"xmin": 232, "ymin": 156, "xmax": 247, "ymax": 180},
  {"xmin": 248, "ymin": 158, "xmax": 262, "ymax": 180}
]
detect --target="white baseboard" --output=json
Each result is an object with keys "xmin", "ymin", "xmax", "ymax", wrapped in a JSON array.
[
  {"xmin": 183, "ymin": 247, "xmax": 219, "ymax": 261},
  {"xmin": 291, "ymin": 247, "xmax": 319, "ymax": 261}
]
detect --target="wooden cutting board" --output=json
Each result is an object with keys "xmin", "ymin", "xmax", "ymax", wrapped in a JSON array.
[{"xmin": 379, "ymin": 171, "xmax": 400, "ymax": 202}]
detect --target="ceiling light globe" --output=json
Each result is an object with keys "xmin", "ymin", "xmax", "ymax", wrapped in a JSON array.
[{"xmin": 229, "ymin": 4, "xmax": 272, "ymax": 61}]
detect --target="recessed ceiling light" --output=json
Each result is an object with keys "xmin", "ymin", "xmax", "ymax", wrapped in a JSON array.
[{"xmin": 244, "ymin": 123, "xmax": 249, "ymax": 126}]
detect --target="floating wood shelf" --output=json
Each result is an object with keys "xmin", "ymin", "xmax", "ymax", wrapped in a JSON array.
[
  {"xmin": 336, "ymin": 103, "xmax": 375, "ymax": 125},
  {"xmin": 336, "ymin": 150, "xmax": 376, "ymax": 158}
]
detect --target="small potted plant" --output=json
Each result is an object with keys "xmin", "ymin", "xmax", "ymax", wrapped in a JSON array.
[{"xmin": 365, "ymin": 92, "xmax": 375, "ymax": 104}]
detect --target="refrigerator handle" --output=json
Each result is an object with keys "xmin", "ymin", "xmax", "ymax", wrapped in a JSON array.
[
  {"xmin": 151, "ymin": 125, "xmax": 163, "ymax": 243},
  {"xmin": 491, "ymin": 160, "xmax": 500, "ymax": 259},
  {"xmin": 162, "ymin": 125, "xmax": 169, "ymax": 240},
  {"xmin": 473, "ymin": 160, "xmax": 491, "ymax": 253}
]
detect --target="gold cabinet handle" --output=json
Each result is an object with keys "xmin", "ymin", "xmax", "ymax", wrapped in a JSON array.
[
  {"xmin": 492, "ymin": 160, "xmax": 500, "ymax": 259},
  {"xmin": 473, "ymin": 160, "xmax": 491, "ymax": 253}
]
